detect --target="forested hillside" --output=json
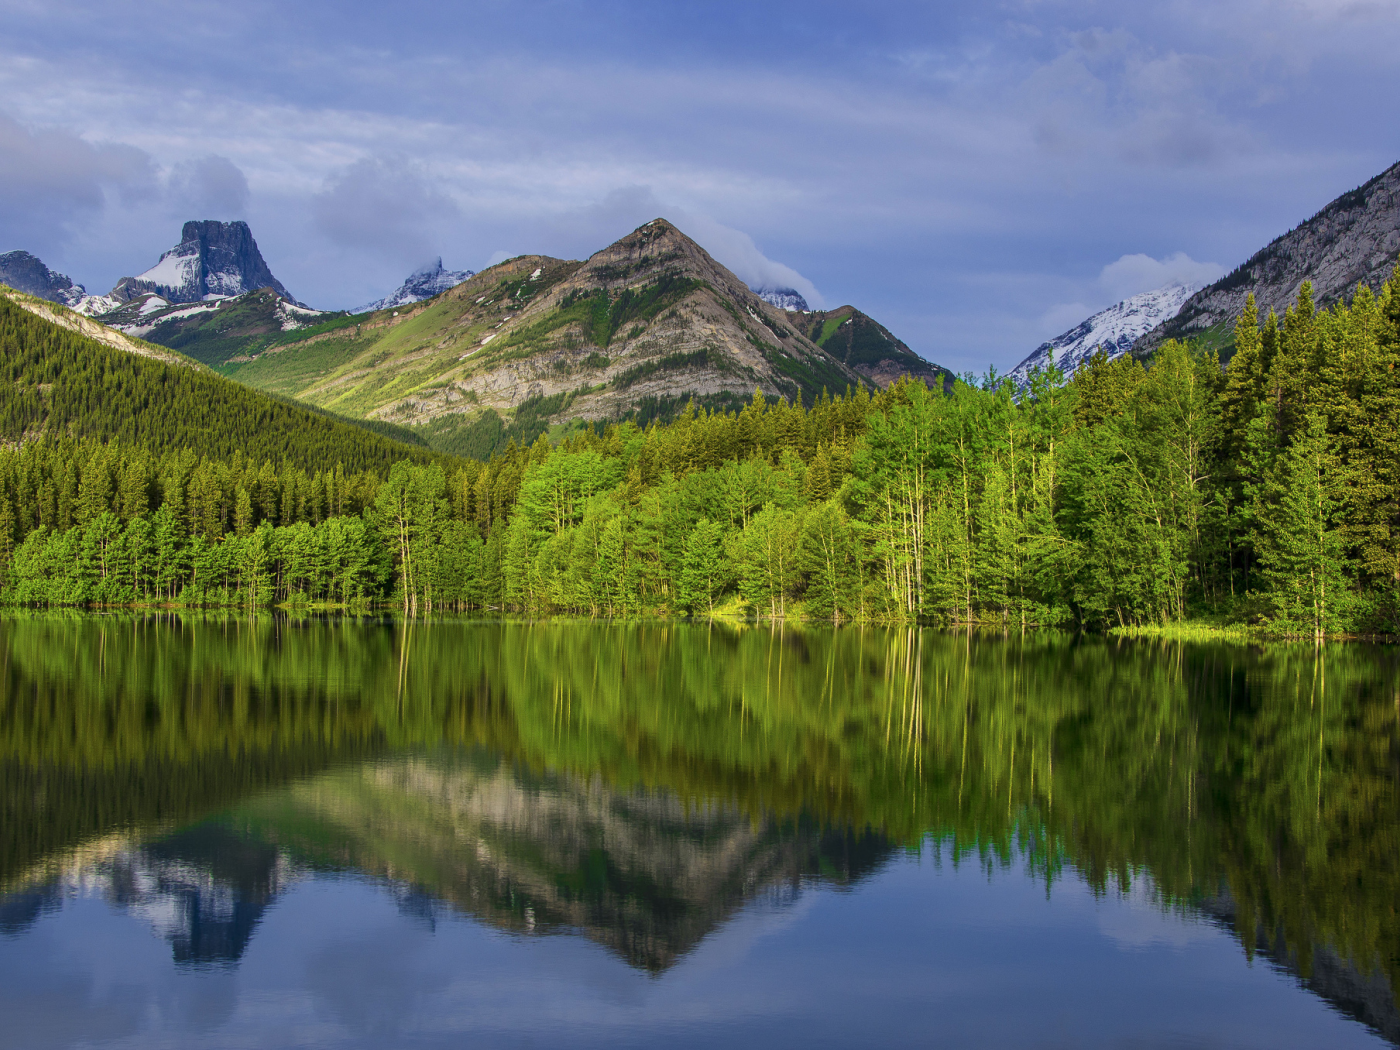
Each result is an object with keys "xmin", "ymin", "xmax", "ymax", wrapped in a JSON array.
[
  {"xmin": 0, "ymin": 295, "xmax": 442, "ymax": 474},
  {"xmin": 3, "ymin": 268, "xmax": 1400, "ymax": 633}
]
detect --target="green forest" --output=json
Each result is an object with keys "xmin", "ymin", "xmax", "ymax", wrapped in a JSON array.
[{"xmin": 4, "ymin": 271, "xmax": 1400, "ymax": 633}]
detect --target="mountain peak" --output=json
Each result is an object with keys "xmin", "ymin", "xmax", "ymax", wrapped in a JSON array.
[
  {"xmin": 0, "ymin": 250, "xmax": 87, "ymax": 307},
  {"xmin": 753, "ymin": 286, "xmax": 810, "ymax": 312},
  {"xmin": 356, "ymin": 258, "xmax": 475, "ymax": 314},
  {"xmin": 110, "ymin": 220, "xmax": 299, "ymax": 306}
]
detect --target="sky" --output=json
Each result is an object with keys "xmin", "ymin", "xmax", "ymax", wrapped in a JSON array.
[{"xmin": 1, "ymin": 0, "xmax": 1398, "ymax": 375}]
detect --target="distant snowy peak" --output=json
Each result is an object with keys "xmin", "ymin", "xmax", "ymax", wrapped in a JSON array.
[
  {"xmin": 0, "ymin": 250, "xmax": 87, "ymax": 306},
  {"xmin": 357, "ymin": 258, "xmax": 474, "ymax": 313},
  {"xmin": 752, "ymin": 286, "xmax": 810, "ymax": 312},
  {"xmin": 1010, "ymin": 282, "xmax": 1199, "ymax": 386},
  {"xmin": 109, "ymin": 220, "xmax": 300, "ymax": 306}
]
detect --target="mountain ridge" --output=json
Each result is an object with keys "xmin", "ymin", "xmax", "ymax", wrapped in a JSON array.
[
  {"xmin": 1134, "ymin": 160, "xmax": 1400, "ymax": 355},
  {"xmin": 215, "ymin": 219, "xmax": 949, "ymax": 439}
]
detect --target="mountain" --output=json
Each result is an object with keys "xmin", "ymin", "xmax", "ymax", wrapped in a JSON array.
[
  {"xmin": 104, "ymin": 220, "xmax": 300, "ymax": 306},
  {"xmin": 788, "ymin": 304, "xmax": 951, "ymax": 390},
  {"xmin": 1009, "ymin": 283, "xmax": 1199, "ymax": 386},
  {"xmin": 0, "ymin": 251, "xmax": 87, "ymax": 307},
  {"xmin": 215, "ymin": 220, "xmax": 949, "ymax": 440},
  {"xmin": 753, "ymin": 286, "xmax": 809, "ymax": 312},
  {"xmin": 81, "ymin": 288, "xmax": 331, "ymax": 368},
  {"xmin": 0, "ymin": 286, "xmax": 441, "ymax": 473},
  {"xmin": 1134, "ymin": 160, "xmax": 1400, "ymax": 356},
  {"xmin": 355, "ymin": 258, "xmax": 474, "ymax": 313}
]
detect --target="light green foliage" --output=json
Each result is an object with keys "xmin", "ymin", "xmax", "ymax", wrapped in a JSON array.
[{"xmin": 5, "ymin": 268, "xmax": 1400, "ymax": 628}]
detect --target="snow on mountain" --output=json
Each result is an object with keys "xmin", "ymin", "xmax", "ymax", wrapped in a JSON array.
[
  {"xmin": 1009, "ymin": 282, "xmax": 1199, "ymax": 387},
  {"xmin": 752, "ymin": 286, "xmax": 810, "ymax": 312},
  {"xmin": 356, "ymin": 258, "xmax": 474, "ymax": 313},
  {"xmin": 0, "ymin": 250, "xmax": 88, "ymax": 306},
  {"xmin": 108, "ymin": 220, "xmax": 300, "ymax": 306}
]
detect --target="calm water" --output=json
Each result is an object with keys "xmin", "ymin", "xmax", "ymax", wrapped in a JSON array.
[{"xmin": 1, "ymin": 615, "xmax": 1397, "ymax": 1049}]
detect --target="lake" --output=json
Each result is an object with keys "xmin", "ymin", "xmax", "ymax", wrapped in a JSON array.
[{"xmin": 1, "ymin": 614, "xmax": 1397, "ymax": 1048}]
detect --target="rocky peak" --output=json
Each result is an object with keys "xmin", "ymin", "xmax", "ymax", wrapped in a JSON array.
[
  {"xmin": 753, "ymin": 286, "xmax": 810, "ymax": 312},
  {"xmin": 355, "ymin": 257, "xmax": 475, "ymax": 314},
  {"xmin": 0, "ymin": 250, "xmax": 86, "ymax": 307},
  {"xmin": 110, "ymin": 220, "xmax": 299, "ymax": 306}
]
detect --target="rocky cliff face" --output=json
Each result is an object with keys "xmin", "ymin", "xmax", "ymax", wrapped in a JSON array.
[
  {"xmin": 109, "ymin": 220, "xmax": 299, "ymax": 306},
  {"xmin": 1010, "ymin": 283, "xmax": 1198, "ymax": 386},
  {"xmin": 1135, "ymin": 161, "xmax": 1400, "ymax": 354},
  {"xmin": 355, "ymin": 258, "xmax": 475, "ymax": 313},
  {"xmin": 0, "ymin": 251, "xmax": 86, "ymax": 307}
]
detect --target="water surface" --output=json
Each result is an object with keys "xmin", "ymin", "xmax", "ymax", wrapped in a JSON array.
[{"xmin": 1, "ymin": 616, "xmax": 1397, "ymax": 1048}]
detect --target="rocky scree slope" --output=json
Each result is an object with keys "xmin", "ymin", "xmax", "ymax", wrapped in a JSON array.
[
  {"xmin": 220, "ymin": 220, "xmax": 938, "ymax": 431},
  {"xmin": 1009, "ymin": 283, "xmax": 1198, "ymax": 386},
  {"xmin": 1134, "ymin": 160, "xmax": 1400, "ymax": 356}
]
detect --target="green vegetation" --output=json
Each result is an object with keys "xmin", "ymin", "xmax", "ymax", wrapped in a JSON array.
[
  {"xmin": 8, "ymin": 272, "xmax": 1400, "ymax": 632},
  {"xmin": 0, "ymin": 297, "xmax": 443, "ymax": 474}
]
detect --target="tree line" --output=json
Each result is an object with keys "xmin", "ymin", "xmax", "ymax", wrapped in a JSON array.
[{"xmin": 4, "ymin": 270, "xmax": 1400, "ymax": 631}]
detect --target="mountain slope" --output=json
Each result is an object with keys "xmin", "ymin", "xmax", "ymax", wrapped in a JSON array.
[
  {"xmin": 104, "ymin": 220, "xmax": 300, "ymax": 306},
  {"xmin": 789, "ymin": 305, "xmax": 950, "ymax": 390},
  {"xmin": 83, "ymin": 288, "xmax": 332, "ymax": 368},
  {"xmin": 0, "ymin": 289, "xmax": 440, "ymax": 473},
  {"xmin": 1135, "ymin": 161, "xmax": 1400, "ymax": 355},
  {"xmin": 220, "ymin": 220, "xmax": 934, "ymax": 432},
  {"xmin": 1010, "ymin": 283, "xmax": 1198, "ymax": 385},
  {"xmin": 355, "ymin": 258, "xmax": 474, "ymax": 313}
]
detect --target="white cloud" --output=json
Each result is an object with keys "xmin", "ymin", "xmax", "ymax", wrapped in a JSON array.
[{"xmin": 1098, "ymin": 251, "xmax": 1224, "ymax": 301}]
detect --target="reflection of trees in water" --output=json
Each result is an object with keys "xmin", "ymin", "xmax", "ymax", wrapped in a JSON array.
[{"xmin": 0, "ymin": 615, "xmax": 1397, "ymax": 1019}]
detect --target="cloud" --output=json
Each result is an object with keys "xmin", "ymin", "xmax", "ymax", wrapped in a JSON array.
[
  {"xmin": 1038, "ymin": 301, "xmax": 1093, "ymax": 336},
  {"xmin": 675, "ymin": 211, "xmax": 825, "ymax": 308},
  {"xmin": 1098, "ymin": 251, "xmax": 1224, "ymax": 301},
  {"xmin": 167, "ymin": 155, "xmax": 248, "ymax": 219},
  {"xmin": 0, "ymin": 110, "xmax": 155, "ymax": 254},
  {"xmin": 312, "ymin": 156, "xmax": 460, "ymax": 266}
]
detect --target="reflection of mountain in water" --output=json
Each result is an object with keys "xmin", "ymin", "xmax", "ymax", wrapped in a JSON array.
[
  {"xmin": 1, "ymin": 752, "xmax": 890, "ymax": 974},
  {"xmin": 1198, "ymin": 889, "xmax": 1400, "ymax": 1045},
  {"xmin": 237, "ymin": 752, "xmax": 893, "ymax": 972},
  {"xmin": 2, "ymin": 824, "xmax": 296, "ymax": 967}
]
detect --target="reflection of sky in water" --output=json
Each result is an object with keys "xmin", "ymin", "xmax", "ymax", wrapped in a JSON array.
[{"xmin": 0, "ymin": 843, "xmax": 1388, "ymax": 1050}]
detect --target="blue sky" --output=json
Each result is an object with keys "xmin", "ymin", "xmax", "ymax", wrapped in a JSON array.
[{"xmin": 1, "ymin": 0, "xmax": 1397, "ymax": 374}]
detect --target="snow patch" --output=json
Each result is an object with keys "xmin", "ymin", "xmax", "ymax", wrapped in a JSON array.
[
  {"xmin": 136, "ymin": 251, "xmax": 200, "ymax": 293},
  {"xmin": 1010, "ymin": 282, "xmax": 1199, "ymax": 387}
]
